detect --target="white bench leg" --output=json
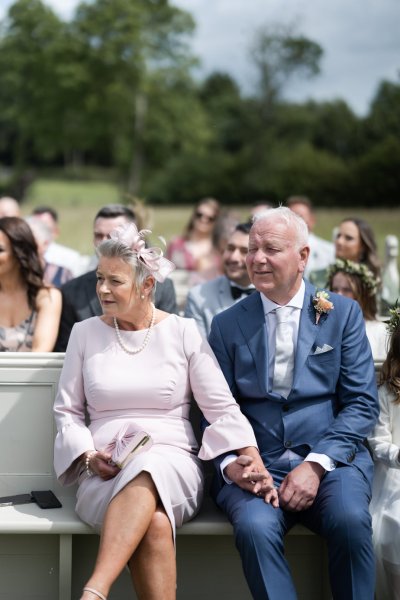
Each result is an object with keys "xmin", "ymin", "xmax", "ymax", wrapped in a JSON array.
[{"xmin": 59, "ymin": 534, "xmax": 73, "ymax": 600}]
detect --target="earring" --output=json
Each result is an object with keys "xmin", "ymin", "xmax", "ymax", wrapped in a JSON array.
[{"xmin": 140, "ymin": 294, "xmax": 145, "ymax": 300}]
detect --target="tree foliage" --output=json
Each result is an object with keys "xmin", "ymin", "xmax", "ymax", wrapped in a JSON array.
[{"xmin": 0, "ymin": 2, "xmax": 398, "ymax": 206}]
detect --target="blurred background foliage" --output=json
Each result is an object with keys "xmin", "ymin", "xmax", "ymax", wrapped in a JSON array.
[{"xmin": 0, "ymin": 0, "xmax": 399, "ymax": 208}]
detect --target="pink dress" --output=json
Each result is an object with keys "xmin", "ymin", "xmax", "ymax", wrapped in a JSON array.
[{"xmin": 53, "ymin": 315, "xmax": 256, "ymax": 535}]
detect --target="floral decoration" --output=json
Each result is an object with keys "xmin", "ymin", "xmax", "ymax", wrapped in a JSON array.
[
  {"xmin": 387, "ymin": 299, "xmax": 400, "ymax": 334},
  {"xmin": 313, "ymin": 290, "xmax": 334, "ymax": 324}
]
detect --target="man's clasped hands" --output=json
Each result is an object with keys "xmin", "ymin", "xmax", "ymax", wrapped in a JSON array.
[{"xmin": 225, "ymin": 453, "xmax": 325, "ymax": 512}]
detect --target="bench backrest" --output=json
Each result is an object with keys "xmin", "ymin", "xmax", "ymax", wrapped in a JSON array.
[
  {"xmin": 0, "ymin": 353, "xmax": 72, "ymax": 498},
  {"xmin": 0, "ymin": 353, "xmax": 383, "ymax": 499}
]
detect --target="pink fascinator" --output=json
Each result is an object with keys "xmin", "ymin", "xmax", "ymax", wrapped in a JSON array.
[{"xmin": 109, "ymin": 223, "xmax": 175, "ymax": 283}]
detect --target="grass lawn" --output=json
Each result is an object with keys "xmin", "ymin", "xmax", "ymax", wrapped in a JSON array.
[{"xmin": 23, "ymin": 179, "xmax": 399, "ymax": 266}]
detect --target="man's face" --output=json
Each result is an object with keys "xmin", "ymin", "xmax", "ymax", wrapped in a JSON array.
[
  {"xmin": 93, "ymin": 216, "xmax": 130, "ymax": 248},
  {"xmin": 222, "ymin": 230, "xmax": 250, "ymax": 287},
  {"xmin": 288, "ymin": 203, "xmax": 315, "ymax": 232},
  {"xmin": 246, "ymin": 219, "xmax": 309, "ymax": 304}
]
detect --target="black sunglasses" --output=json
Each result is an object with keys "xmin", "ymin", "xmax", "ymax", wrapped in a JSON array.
[{"xmin": 195, "ymin": 211, "xmax": 216, "ymax": 223}]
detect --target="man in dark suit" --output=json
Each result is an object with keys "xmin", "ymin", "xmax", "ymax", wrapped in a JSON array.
[
  {"xmin": 54, "ymin": 204, "xmax": 178, "ymax": 351},
  {"xmin": 208, "ymin": 207, "xmax": 379, "ymax": 599}
]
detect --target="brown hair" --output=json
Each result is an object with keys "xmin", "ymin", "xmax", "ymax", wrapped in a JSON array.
[
  {"xmin": 184, "ymin": 198, "xmax": 220, "ymax": 238},
  {"xmin": 339, "ymin": 217, "xmax": 381, "ymax": 280},
  {"xmin": 380, "ymin": 325, "xmax": 400, "ymax": 404},
  {"xmin": 0, "ymin": 217, "xmax": 45, "ymax": 309},
  {"xmin": 327, "ymin": 270, "xmax": 377, "ymax": 321}
]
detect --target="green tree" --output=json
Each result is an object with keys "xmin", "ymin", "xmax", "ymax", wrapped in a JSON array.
[
  {"xmin": 0, "ymin": 0, "xmax": 67, "ymax": 166},
  {"xmin": 250, "ymin": 24, "xmax": 323, "ymax": 110}
]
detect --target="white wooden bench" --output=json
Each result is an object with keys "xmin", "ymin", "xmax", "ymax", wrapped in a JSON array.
[{"xmin": 0, "ymin": 354, "xmax": 382, "ymax": 600}]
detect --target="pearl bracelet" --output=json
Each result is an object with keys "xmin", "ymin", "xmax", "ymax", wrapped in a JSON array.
[{"xmin": 85, "ymin": 450, "xmax": 97, "ymax": 477}]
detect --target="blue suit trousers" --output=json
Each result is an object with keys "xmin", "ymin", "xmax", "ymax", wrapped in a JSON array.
[{"xmin": 216, "ymin": 458, "xmax": 375, "ymax": 600}]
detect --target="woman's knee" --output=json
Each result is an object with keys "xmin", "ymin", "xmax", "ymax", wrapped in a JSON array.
[{"xmin": 144, "ymin": 510, "xmax": 173, "ymax": 547}]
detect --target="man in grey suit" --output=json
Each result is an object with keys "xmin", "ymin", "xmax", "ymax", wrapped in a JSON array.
[
  {"xmin": 54, "ymin": 204, "xmax": 178, "ymax": 351},
  {"xmin": 184, "ymin": 222, "xmax": 253, "ymax": 338}
]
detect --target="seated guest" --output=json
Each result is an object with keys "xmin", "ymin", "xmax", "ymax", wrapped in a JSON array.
[
  {"xmin": 0, "ymin": 196, "xmax": 20, "ymax": 218},
  {"xmin": 166, "ymin": 197, "xmax": 221, "ymax": 285},
  {"xmin": 31, "ymin": 205, "xmax": 86, "ymax": 276},
  {"xmin": 368, "ymin": 307, "xmax": 400, "ymax": 599},
  {"xmin": 25, "ymin": 216, "xmax": 73, "ymax": 288},
  {"xmin": 0, "ymin": 217, "xmax": 61, "ymax": 351},
  {"xmin": 286, "ymin": 195, "xmax": 334, "ymax": 277},
  {"xmin": 54, "ymin": 204, "xmax": 178, "ymax": 352},
  {"xmin": 184, "ymin": 222, "xmax": 254, "ymax": 338},
  {"xmin": 207, "ymin": 207, "xmax": 378, "ymax": 600},
  {"xmin": 53, "ymin": 221, "xmax": 261, "ymax": 600},
  {"xmin": 310, "ymin": 216, "xmax": 381, "ymax": 289},
  {"xmin": 327, "ymin": 258, "xmax": 388, "ymax": 361}
]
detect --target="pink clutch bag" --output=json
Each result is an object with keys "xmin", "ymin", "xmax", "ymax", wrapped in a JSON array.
[{"xmin": 105, "ymin": 422, "xmax": 152, "ymax": 469}]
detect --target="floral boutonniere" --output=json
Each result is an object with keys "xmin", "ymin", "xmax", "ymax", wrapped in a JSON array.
[{"xmin": 313, "ymin": 290, "xmax": 334, "ymax": 324}]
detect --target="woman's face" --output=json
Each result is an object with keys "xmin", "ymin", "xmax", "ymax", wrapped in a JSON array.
[
  {"xmin": 96, "ymin": 256, "xmax": 139, "ymax": 318},
  {"xmin": 330, "ymin": 272, "xmax": 355, "ymax": 299},
  {"xmin": 335, "ymin": 221, "xmax": 363, "ymax": 262},
  {"xmin": 192, "ymin": 203, "xmax": 217, "ymax": 234},
  {"xmin": 0, "ymin": 230, "xmax": 19, "ymax": 276}
]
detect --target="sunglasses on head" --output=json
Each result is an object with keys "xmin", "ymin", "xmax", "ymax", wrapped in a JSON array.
[{"xmin": 195, "ymin": 211, "xmax": 216, "ymax": 223}]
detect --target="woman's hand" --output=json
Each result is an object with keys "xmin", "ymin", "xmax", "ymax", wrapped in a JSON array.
[{"xmin": 83, "ymin": 450, "xmax": 120, "ymax": 480}]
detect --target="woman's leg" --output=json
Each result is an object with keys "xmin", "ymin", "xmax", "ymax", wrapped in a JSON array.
[
  {"xmin": 128, "ymin": 508, "xmax": 176, "ymax": 600},
  {"xmin": 81, "ymin": 472, "xmax": 159, "ymax": 600}
]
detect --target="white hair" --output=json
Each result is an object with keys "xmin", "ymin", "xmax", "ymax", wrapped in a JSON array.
[{"xmin": 252, "ymin": 206, "xmax": 308, "ymax": 250}]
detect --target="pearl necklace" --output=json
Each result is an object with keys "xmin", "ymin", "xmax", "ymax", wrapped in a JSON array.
[{"xmin": 113, "ymin": 303, "xmax": 156, "ymax": 355}]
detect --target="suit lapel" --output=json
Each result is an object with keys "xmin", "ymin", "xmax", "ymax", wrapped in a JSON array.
[
  {"xmin": 218, "ymin": 276, "xmax": 233, "ymax": 309},
  {"xmin": 292, "ymin": 281, "xmax": 320, "ymax": 388},
  {"xmin": 237, "ymin": 293, "xmax": 269, "ymax": 396}
]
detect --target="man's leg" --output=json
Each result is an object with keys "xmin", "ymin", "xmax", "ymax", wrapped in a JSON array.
[
  {"xmin": 300, "ymin": 465, "xmax": 375, "ymax": 600},
  {"xmin": 217, "ymin": 483, "xmax": 298, "ymax": 600}
]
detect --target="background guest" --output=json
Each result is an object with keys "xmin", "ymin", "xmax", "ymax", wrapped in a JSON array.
[
  {"xmin": 0, "ymin": 216, "xmax": 61, "ymax": 351},
  {"xmin": 31, "ymin": 205, "xmax": 87, "ymax": 276},
  {"xmin": 54, "ymin": 203, "xmax": 177, "ymax": 352},
  {"xmin": 368, "ymin": 306, "xmax": 400, "ymax": 599},
  {"xmin": 166, "ymin": 197, "xmax": 221, "ymax": 284},
  {"xmin": 25, "ymin": 216, "xmax": 73, "ymax": 288},
  {"xmin": 286, "ymin": 195, "xmax": 334, "ymax": 277},
  {"xmin": 184, "ymin": 222, "xmax": 253, "ymax": 338},
  {"xmin": 310, "ymin": 216, "xmax": 381, "ymax": 290},
  {"xmin": 327, "ymin": 258, "xmax": 388, "ymax": 361},
  {"xmin": 0, "ymin": 196, "xmax": 20, "ymax": 218}
]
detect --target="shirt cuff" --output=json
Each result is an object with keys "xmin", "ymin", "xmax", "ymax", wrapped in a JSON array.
[
  {"xmin": 220, "ymin": 454, "xmax": 238, "ymax": 484},
  {"xmin": 305, "ymin": 452, "xmax": 337, "ymax": 472}
]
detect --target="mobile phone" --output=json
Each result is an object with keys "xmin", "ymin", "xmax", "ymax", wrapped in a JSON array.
[
  {"xmin": 30, "ymin": 490, "xmax": 62, "ymax": 509},
  {"xmin": 0, "ymin": 493, "xmax": 33, "ymax": 507}
]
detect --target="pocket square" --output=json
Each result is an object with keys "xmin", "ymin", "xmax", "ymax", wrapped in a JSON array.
[{"xmin": 313, "ymin": 344, "xmax": 333, "ymax": 355}]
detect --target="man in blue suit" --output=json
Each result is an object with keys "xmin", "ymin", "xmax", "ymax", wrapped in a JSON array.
[{"xmin": 208, "ymin": 207, "xmax": 379, "ymax": 599}]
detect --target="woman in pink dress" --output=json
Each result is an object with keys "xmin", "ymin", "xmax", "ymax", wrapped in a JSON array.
[{"xmin": 53, "ymin": 222, "xmax": 270, "ymax": 600}]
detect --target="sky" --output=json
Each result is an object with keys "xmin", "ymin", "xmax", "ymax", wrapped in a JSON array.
[{"xmin": 1, "ymin": 0, "xmax": 399, "ymax": 116}]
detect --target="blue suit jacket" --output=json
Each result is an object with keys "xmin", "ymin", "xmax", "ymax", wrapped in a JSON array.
[{"xmin": 208, "ymin": 280, "xmax": 379, "ymax": 484}]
